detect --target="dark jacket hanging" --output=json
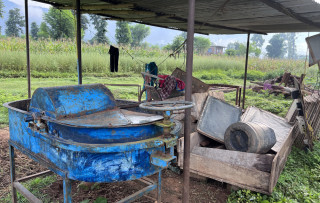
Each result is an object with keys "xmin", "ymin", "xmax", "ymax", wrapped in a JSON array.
[{"xmin": 109, "ymin": 45, "xmax": 119, "ymax": 72}]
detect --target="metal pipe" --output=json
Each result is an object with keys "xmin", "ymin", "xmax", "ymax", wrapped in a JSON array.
[
  {"xmin": 76, "ymin": 0, "xmax": 82, "ymax": 85},
  {"xmin": 242, "ymin": 33, "xmax": 251, "ymax": 109},
  {"xmin": 157, "ymin": 170, "xmax": 162, "ymax": 203},
  {"xmin": 9, "ymin": 145, "xmax": 17, "ymax": 203},
  {"xmin": 183, "ymin": 0, "xmax": 195, "ymax": 202},
  {"xmin": 13, "ymin": 182, "xmax": 41, "ymax": 203},
  {"xmin": 25, "ymin": 0, "xmax": 31, "ymax": 98}
]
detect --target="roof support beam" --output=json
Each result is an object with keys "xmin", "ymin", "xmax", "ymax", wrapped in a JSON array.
[
  {"xmin": 183, "ymin": 0, "xmax": 195, "ymax": 202},
  {"xmin": 83, "ymin": 10, "xmax": 156, "ymax": 16},
  {"xmin": 25, "ymin": 0, "xmax": 31, "ymax": 98},
  {"xmin": 171, "ymin": 16, "xmax": 266, "ymax": 34},
  {"xmin": 57, "ymin": 3, "xmax": 134, "ymax": 10},
  {"xmin": 260, "ymin": 0, "xmax": 320, "ymax": 28},
  {"xmin": 76, "ymin": 0, "xmax": 82, "ymax": 85},
  {"xmin": 242, "ymin": 33, "xmax": 250, "ymax": 109}
]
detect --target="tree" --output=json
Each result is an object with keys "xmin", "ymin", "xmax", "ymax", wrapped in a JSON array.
[
  {"xmin": 44, "ymin": 8, "xmax": 75, "ymax": 40},
  {"xmin": 266, "ymin": 34, "xmax": 287, "ymax": 58},
  {"xmin": 38, "ymin": 22, "xmax": 50, "ymax": 39},
  {"xmin": 5, "ymin": 8, "xmax": 25, "ymax": 37},
  {"xmin": 89, "ymin": 14, "xmax": 109, "ymax": 44},
  {"xmin": 227, "ymin": 42, "xmax": 241, "ymax": 50},
  {"xmin": 251, "ymin": 34, "xmax": 265, "ymax": 48},
  {"xmin": 194, "ymin": 36, "xmax": 211, "ymax": 54},
  {"xmin": 130, "ymin": 24, "xmax": 150, "ymax": 47},
  {"xmin": 115, "ymin": 21, "xmax": 132, "ymax": 46},
  {"xmin": 0, "ymin": 0, "xmax": 3, "ymax": 18},
  {"xmin": 0, "ymin": 0, "xmax": 4, "ymax": 35},
  {"xmin": 286, "ymin": 33, "xmax": 297, "ymax": 59},
  {"xmin": 225, "ymin": 41, "xmax": 261, "ymax": 57},
  {"xmin": 30, "ymin": 22, "xmax": 39, "ymax": 40},
  {"xmin": 163, "ymin": 34, "xmax": 185, "ymax": 58}
]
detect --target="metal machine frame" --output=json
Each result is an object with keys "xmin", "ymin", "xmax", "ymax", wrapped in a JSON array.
[{"xmin": 9, "ymin": 140, "xmax": 163, "ymax": 203}]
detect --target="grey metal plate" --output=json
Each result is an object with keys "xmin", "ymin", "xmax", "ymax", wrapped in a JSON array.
[
  {"xmin": 57, "ymin": 109, "xmax": 163, "ymax": 128},
  {"xmin": 306, "ymin": 33, "xmax": 320, "ymax": 66},
  {"xmin": 197, "ymin": 96, "xmax": 242, "ymax": 143}
]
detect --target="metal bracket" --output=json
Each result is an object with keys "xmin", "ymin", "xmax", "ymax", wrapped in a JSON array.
[
  {"xmin": 151, "ymin": 152, "xmax": 176, "ymax": 168},
  {"xmin": 162, "ymin": 136, "xmax": 177, "ymax": 148}
]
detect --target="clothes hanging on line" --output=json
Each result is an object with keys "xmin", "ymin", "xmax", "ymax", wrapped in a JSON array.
[{"xmin": 109, "ymin": 45, "xmax": 119, "ymax": 72}]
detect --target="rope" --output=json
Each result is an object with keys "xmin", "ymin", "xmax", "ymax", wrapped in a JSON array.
[{"xmin": 157, "ymin": 39, "xmax": 187, "ymax": 66}]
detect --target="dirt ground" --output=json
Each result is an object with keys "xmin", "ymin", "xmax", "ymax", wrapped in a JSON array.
[{"xmin": 0, "ymin": 128, "xmax": 230, "ymax": 203}]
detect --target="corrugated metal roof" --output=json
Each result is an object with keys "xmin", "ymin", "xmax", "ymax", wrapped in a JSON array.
[{"xmin": 33, "ymin": 0, "xmax": 320, "ymax": 34}]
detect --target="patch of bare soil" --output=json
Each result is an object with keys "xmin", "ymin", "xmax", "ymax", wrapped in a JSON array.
[{"xmin": 0, "ymin": 128, "xmax": 229, "ymax": 202}]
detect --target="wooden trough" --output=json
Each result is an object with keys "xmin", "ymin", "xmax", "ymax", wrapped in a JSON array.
[{"xmin": 177, "ymin": 127, "xmax": 296, "ymax": 194}]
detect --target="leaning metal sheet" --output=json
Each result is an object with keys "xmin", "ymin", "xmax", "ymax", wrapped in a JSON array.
[
  {"xmin": 241, "ymin": 106, "xmax": 293, "ymax": 153},
  {"xmin": 197, "ymin": 96, "xmax": 242, "ymax": 143}
]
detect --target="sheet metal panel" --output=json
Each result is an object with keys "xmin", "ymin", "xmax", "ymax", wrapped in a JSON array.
[{"xmin": 197, "ymin": 96, "xmax": 242, "ymax": 143}]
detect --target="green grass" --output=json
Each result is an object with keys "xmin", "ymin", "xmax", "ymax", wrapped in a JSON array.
[
  {"xmin": 227, "ymin": 142, "xmax": 320, "ymax": 203},
  {"xmin": 1, "ymin": 175, "xmax": 57, "ymax": 203}
]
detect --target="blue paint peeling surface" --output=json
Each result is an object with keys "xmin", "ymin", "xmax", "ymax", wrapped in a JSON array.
[{"xmin": 4, "ymin": 84, "xmax": 181, "ymax": 184}]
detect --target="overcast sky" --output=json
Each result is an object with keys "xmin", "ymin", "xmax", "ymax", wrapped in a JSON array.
[{"xmin": 1, "ymin": 0, "xmax": 320, "ymax": 57}]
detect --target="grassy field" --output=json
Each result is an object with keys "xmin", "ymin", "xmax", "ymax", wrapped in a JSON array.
[{"xmin": 1, "ymin": 37, "xmax": 320, "ymax": 202}]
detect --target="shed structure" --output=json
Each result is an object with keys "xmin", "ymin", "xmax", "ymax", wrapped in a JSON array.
[{"xmin": 18, "ymin": 0, "xmax": 320, "ymax": 202}]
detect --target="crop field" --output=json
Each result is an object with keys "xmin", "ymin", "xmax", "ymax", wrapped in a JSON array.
[{"xmin": 1, "ymin": 37, "xmax": 320, "ymax": 202}]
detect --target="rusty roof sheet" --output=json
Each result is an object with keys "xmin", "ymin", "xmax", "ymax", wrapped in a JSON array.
[{"xmin": 33, "ymin": 0, "xmax": 320, "ymax": 34}]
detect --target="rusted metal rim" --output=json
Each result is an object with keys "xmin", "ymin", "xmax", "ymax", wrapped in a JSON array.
[{"xmin": 139, "ymin": 101, "xmax": 194, "ymax": 111}]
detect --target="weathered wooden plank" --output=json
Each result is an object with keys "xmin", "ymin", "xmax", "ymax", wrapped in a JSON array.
[
  {"xmin": 269, "ymin": 127, "xmax": 294, "ymax": 193},
  {"xmin": 192, "ymin": 147, "xmax": 275, "ymax": 173},
  {"xmin": 179, "ymin": 152, "xmax": 270, "ymax": 194}
]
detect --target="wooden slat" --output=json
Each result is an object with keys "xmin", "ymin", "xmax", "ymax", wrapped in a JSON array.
[
  {"xmin": 179, "ymin": 152, "xmax": 271, "ymax": 194},
  {"xmin": 269, "ymin": 127, "xmax": 294, "ymax": 193},
  {"xmin": 192, "ymin": 147, "xmax": 275, "ymax": 173}
]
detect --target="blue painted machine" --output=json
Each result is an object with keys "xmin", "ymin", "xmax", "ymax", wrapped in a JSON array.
[{"xmin": 4, "ymin": 84, "xmax": 193, "ymax": 203}]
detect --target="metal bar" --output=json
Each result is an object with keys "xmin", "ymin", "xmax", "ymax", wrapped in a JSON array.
[
  {"xmin": 9, "ymin": 145, "xmax": 17, "ymax": 203},
  {"xmin": 242, "ymin": 33, "xmax": 251, "ymax": 109},
  {"xmin": 183, "ymin": 0, "xmax": 195, "ymax": 202},
  {"xmin": 171, "ymin": 16, "xmax": 266, "ymax": 35},
  {"xmin": 238, "ymin": 88, "xmax": 242, "ymax": 107},
  {"xmin": 157, "ymin": 170, "xmax": 162, "ymax": 203},
  {"xmin": 13, "ymin": 182, "xmax": 42, "ymax": 203},
  {"xmin": 104, "ymin": 84, "xmax": 141, "ymax": 87},
  {"xmin": 58, "ymin": 3, "xmax": 134, "ymax": 10},
  {"xmin": 76, "ymin": 0, "xmax": 82, "ymax": 85},
  {"xmin": 17, "ymin": 170, "xmax": 53, "ymax": 182},
  {"xmin": 236, "ymin": 87, "xmax": 239, "ymax": 106},
  {"xmin": 117, "ymin": 184, "xmax": 157, "ymax": 203},
  {"xmin": 25, "ymin": 0, "xmax": 31, "ymax": 98},
  {"xmin": 63, "ymin": 178, "xmax": 72, "ymax": 203},
  {"xmin": 260, "ymin": 0, "xmax": 320, "ymax": 29},
  {"xmin": 208, "ymin": 84, "xmax": 240, "ymax": 88},
  {"xmin": 136, "ymin": 178, "xmax": 154, "ymax": 185}
]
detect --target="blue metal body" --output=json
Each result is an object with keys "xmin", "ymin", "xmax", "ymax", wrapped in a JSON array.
[{"xmin": 4, "ymin": 84, "xmax": 180, "ymax": 202}]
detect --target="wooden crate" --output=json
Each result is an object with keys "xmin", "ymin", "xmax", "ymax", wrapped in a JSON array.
[{"xmin": 177, "ymin": 129, "xmax": 296, "ymax": 195}]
